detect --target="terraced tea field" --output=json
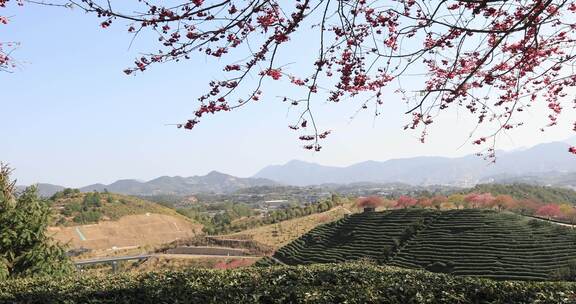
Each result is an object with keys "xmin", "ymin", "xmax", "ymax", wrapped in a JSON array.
[{"xmin": 259, "ymin": 209, "xmax": 576, "ymax": 280}]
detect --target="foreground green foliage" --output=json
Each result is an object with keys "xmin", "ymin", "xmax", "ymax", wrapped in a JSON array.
[
  {"xmin": 0, "ymin": 263, "xmax": 574, "ymax": 304},
  {"xmin": 0, "ymin": 165, "xmax": 73, "ymax": 279},
  {"xmin": 263, "ymin": 209, "xmax": 576, "ymax": 281}
]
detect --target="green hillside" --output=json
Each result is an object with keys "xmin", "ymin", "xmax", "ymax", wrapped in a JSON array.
[
  {"xmin": 50, "ymin": 190, "xmax": 186, "ymax": 226},
  {"xmin": 260, "ymin": 209, "xmax": 576, "ymax": 281},
  {"xmin": 467, "ymin": 184, "xmax": 576, "ymax": 204}
]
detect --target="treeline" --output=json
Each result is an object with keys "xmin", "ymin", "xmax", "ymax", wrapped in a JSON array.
[
  {"xmin": 176, "ymin": 202, "xmax": 256, "ymax": 234},
  {"xmin": 49, "ymin": 188, "xmax": 80, "ymax": 200},
  {"xmin": 467, "ymin": 184, "xmax": 576, "ymax": 205},
  {"xmin": 177, "ymin": 196, "xmax": 345, "ymax": 235},
  {"xmin": 359, "ymin": 191, "xmax": 576, "ymax": 224},
  {"xmin": 137, "ymin": 194, "xmax": 192, "ymax": 209},
  {"xmin": 53, "ymin": 190, "xmax": 108, "ymax": 225}
]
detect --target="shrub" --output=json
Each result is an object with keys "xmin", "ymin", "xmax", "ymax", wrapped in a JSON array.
[
  {"xmin": 0, "ymin": 264, "xmax": 574, "ymax": 304},
  {"xmin": 528, "ymin": 219, "xmax": 549, "ymax": 228},
  {"xmin": 550, "ymin": 260, "xmax": 576, "ymax": 281},
  {"xmin": 73, "ymin": 210, "xmax": 102, "ymax": 224},
  {"xmin": 426, "ymin": 261, "xmax": 454, "ymax": 273}
]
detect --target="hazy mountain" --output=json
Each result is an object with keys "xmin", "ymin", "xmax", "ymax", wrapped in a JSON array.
[
  {"xmin": 564, "ymin": 136, "xmax": 576, "ymax": 146},
  {"xmin": 16, "ymin": 183, "xmax": 65, "ymax": 197},
  {"xmin": 19, "ymin": 140, "xmax": 576, "ymax": 196},
  {"xmin": 80, "ymin": 171, "xmax": 278, "ymax": 195},
  {"xmin": 255, "ymin": 141, "xmax": 576, "ymax": 187}
]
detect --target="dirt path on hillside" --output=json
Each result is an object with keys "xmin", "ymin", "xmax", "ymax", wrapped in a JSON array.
[{"xmin": 523, "ymin": 215, "xmax": 575, "ymax": 228}]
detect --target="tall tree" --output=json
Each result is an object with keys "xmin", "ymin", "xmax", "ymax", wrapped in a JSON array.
[
  {"xmin": 395, "ymin": 195, "xmax": 417, "ymax": 209},
  {"xmin": 0, "ymin": 164, "xmax": 73, "ymax": 279},
  {"xmin": 536, "ymin": 203, "xmax": 563, "ymax": 219}
]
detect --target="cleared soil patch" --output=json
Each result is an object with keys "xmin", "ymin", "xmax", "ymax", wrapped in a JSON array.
[{"xmin": 48, "ymin": 213, "xmax": 202, "ymax": 250}]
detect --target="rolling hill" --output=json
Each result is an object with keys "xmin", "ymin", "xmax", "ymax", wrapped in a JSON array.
[
  {"xmin": 259, "ymin": 209, "xmax": 576, "ymax": 280},
  {"xmin": 49, "ymin": 213, "xmax": 201, "ymax": 251},
  {"xmin": 48, "ymin": 192, "xmax": 202, "ymax": 251},
  {"xmin": 22, "ymin": 171, "xmax": 279, "ymax": 197},
  {"xmin": 50, "ymin": 191, "xmax": 189, "ymax": 226}
]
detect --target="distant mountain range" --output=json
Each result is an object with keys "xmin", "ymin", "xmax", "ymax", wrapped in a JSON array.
[
  {"xmin": 254, "ymin": 141, "xmax": 576, "ymax": 187},
  {"xmin": 21, "ymin": 171, "xmax": 278, "ymax": 197},
  {"xmin": 79, "ymin": 171, "xmax": 278, "ymax": 195},
  {"xmin": 19, "ymin": 140, "xmax": 576, "ymax": 197},
  {"xmin": 17, "ymin": 183, "xmax": 66, "ymax": 197}
]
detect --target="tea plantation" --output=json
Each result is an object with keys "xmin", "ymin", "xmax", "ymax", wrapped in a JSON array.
[
  {"xmin": 1, "ymin": 263, "xmax": 575, "ymax": 303},
  {"xmin": 259, "ymin": 209, "xmax": 576, "ymax": 281}
]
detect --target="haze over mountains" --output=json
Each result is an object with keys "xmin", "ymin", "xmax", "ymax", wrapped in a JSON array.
[
  {"xmin": 21, "ymin": 140, "xmax": 576, "ymax": 196},
  {"xmin": 79, "ymin": 171, "xmax": 278, "ymax": 195},
  {"xmin": 19, "ymin": 171, "xmax": 278, "ymax": 197},
  {"xmin": 255, "ymin": 141, "xmax": 576, "ymax": 187}
]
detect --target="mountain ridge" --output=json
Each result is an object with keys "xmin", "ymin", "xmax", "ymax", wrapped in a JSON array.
[
  {"xmin": 20, "ymin": 171, "xmax": 278, "ymax": 197},
  {"xmin": 19, "ymin": 140, "xmax": 576, "ymax": 196},
  {"xmin": 79, "ymin": 170, "xmax": 278, "ymax": 195},
  {"xmin": 254, "ymin": 141, "xmax": 576, "ymax": 186}
]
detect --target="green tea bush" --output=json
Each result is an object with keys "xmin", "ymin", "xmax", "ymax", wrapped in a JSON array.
[
  {"xmin": 266, "ymin": 209, "xmax": 576, "ymax": 281},
  {"xmin": 0, "ymin": 263, "xmax": 574, "ymax": 304}
]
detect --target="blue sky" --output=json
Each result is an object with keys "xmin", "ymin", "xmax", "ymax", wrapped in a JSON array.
[{"xmin": 1, "ymin": 3, "xmax": 575, "ymax": 187}]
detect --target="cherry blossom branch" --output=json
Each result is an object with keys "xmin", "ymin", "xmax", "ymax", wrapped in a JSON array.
[{"xmin": 54, "ymin": 0, "xmax": 576, "ymax": 155}]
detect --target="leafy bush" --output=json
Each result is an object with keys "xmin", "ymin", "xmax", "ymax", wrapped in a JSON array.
[
  {"xmin": 528, "ymin": 219, "xmax": 550, "ymax": 228},
  {"xmin": 50, "ymin": 188, "xmax": 80, "ymax": 201},
  {"xmin": 82, "ymin": 192, "xmax": 102, "ymax": 208},
  {"xmin": 426, "ymin": 261, "xmax": 454, "ymax": 273},
  {"xmin": 550, "ymin": 260, "xmax": 576, "ymax": 281},
  {"xmin": 0, "ymin": 263, "xmax": 574, "ymax": 304},
  {"xmin": 72, "ymin": 210, "xmax": 102, "ymax": 224}
]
